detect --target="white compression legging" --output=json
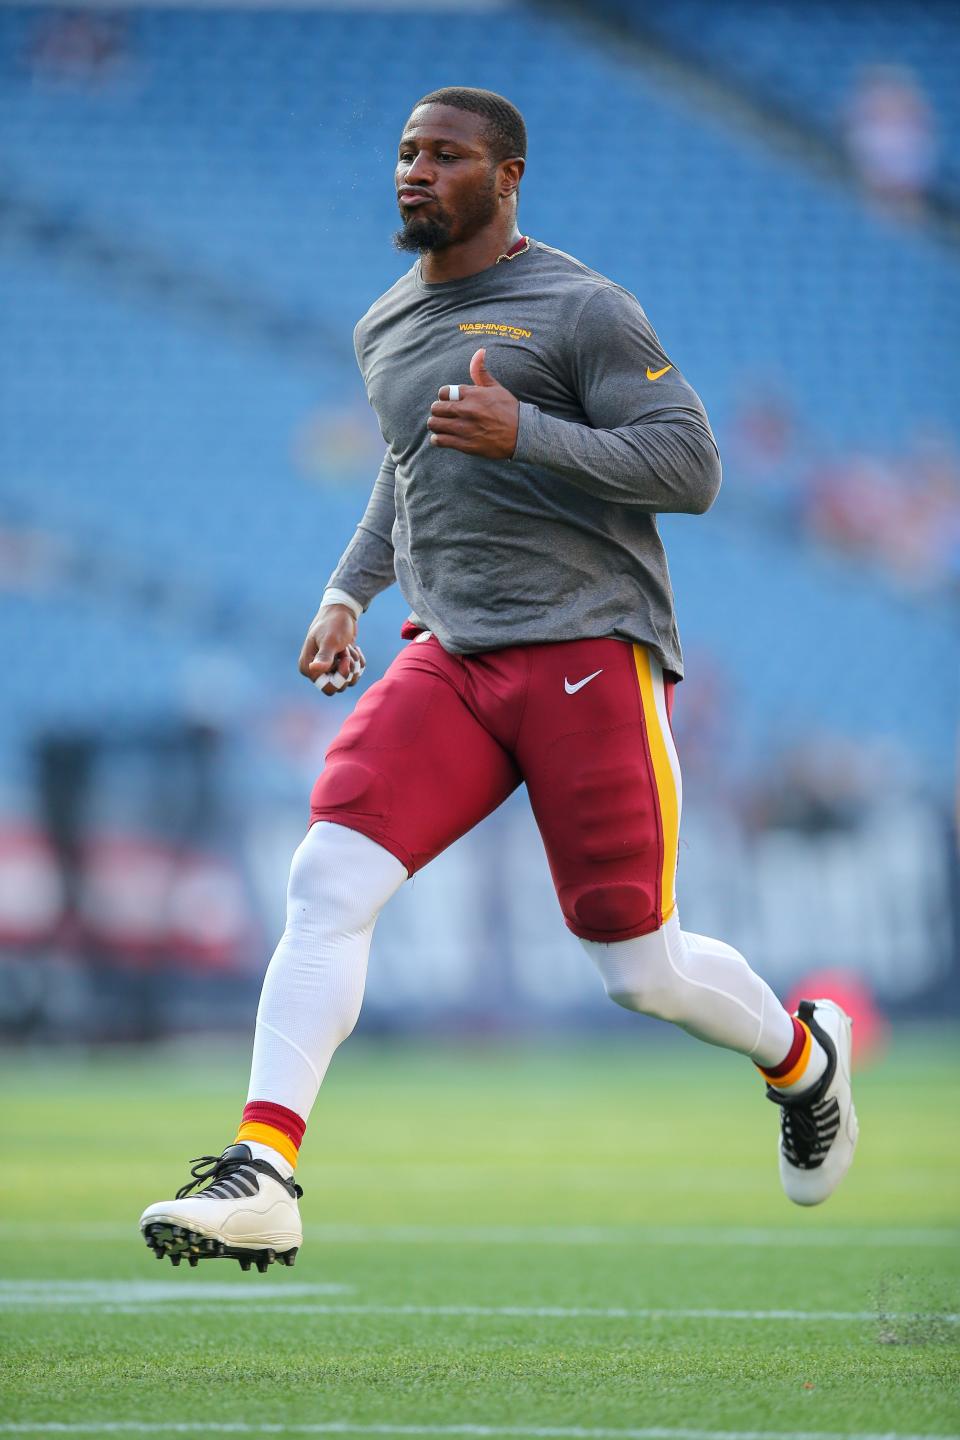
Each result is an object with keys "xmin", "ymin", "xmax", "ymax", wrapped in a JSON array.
[
  {"xmin": 247, "ymin": 821, "xmax": 407, "ymax": 1118},
  {"xmin": 247, "ymin": 822, "xmax": 795, "ymax": 1124},
  {"xmin": 581, "ymin": 912, "xmax": 794, "ymax": 1067}
]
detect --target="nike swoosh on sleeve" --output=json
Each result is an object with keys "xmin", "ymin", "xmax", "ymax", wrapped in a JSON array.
[{"xmin": 646, "ymin": 364, "xmax": 672, "ymax": 381}]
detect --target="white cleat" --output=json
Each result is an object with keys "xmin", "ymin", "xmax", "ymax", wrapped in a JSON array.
[
  {"xmin": 139, "ymin": 1143, "xmax": 303, "ymax": 1271},
  {"xmin": 767, "ymin": 999, "xmax": 859, "ymax": 1207}
]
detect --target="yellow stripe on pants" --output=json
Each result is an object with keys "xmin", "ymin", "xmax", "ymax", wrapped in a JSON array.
[{"xmin": 632, "ymin": 644, "xmax": 680, "ymax": 924}]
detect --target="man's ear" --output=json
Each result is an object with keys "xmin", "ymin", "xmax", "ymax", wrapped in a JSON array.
[{"xmin": 499, "ymin": 156, "xmax": 525, "ymax": 198}]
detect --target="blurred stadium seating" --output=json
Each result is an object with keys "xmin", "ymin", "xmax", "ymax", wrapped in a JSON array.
[
  {"xmin": 1, "ymin": 2, "xmax": 957, "ymax": 1034},
  {"xmin": 603, "ymin": 0, "xmax": 960, "ymax": 201}
]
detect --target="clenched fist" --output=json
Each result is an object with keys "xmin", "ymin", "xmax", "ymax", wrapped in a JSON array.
[
  {"xmin": 427, "ymin": 348, "xmax": 519, "ymax": 459},
  {"xmin": 299, "ymin": 603, "xmax": 365, "ymax": 697}
]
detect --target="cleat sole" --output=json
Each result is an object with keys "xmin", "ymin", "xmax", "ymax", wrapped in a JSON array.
[{"xmin": 141, "ymin": 1222, "xmax": 297, "ymax": 1273}]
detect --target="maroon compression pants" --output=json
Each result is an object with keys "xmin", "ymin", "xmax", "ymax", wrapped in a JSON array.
[{"xmin": 310, "ymin": 633, "xmax": 680, "ymax": 943}]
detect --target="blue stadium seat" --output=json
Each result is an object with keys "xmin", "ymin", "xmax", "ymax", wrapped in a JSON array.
[
  {"xmin": 0, "ymin": 4, "xmax": 956, "ymax": 780},
  {"xmin": 620, "ymin": 0, "xmax": 960, "ymax": 198}
]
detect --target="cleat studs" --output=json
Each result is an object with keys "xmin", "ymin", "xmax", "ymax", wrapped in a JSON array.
[
  {"xmin": 255, "ymin": 1258, "xmax": 269, "ymax": 1274},
  {"xmin": 170, "ymin": 1254, "xmax": 181, "ymax": 1267},
  {"xmin": 238, "ymin": 1257, "xmax": 251, "ymax": 1272},
  {"xmin": 154, "ymin": 1250, "xmax": 165, "ymax": 1261},
  {"xmin": 265, "ymin": 1249, "xmax": 276, "ymax": 1265},
  {"xmin": 188, "ymin": 1255, "xmax": 199, "ymax": 1267}
]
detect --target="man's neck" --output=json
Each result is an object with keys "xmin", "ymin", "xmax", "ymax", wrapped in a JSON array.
[{"xmin": 420, "ymin": 224, "xmax": 523, "ymax": 284}]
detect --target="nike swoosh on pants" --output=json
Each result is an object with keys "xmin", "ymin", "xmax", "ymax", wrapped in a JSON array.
[{"xmin": 564, "ymin": 669, "xmax": 603, "ymax": 695}]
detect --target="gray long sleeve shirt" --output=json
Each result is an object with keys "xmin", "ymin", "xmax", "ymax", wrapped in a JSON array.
[{"xmin": 327, "ymin": 239, "xmax": 721, "ymax": 677}]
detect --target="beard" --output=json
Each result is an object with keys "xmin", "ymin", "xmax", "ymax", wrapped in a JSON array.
[
  {"xmin": 393, "ymin": 171, "xmax": 499, "ymax": 254},
  {"xmin": 393, "ymin": 206, "xmax": 454, "ymax": 254}
]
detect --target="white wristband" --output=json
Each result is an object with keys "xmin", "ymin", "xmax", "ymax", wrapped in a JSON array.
[{"xmin": 320, "ymin": 587, "xmax": 362, "ymax": 620}]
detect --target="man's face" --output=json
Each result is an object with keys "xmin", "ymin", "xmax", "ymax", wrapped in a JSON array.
[{"xmin": 394, "ymin": 104, "xmax": 499, "ymax": 253}]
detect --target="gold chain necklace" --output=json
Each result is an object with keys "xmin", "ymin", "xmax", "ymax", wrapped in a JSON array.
[{"xmin": 496, "ymin": 235, "xmax": 530, "ymax": 264}]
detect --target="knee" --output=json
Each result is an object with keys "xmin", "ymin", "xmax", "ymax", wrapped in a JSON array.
[
  {"xmin": 560, "ymin": 880, "xmax": 659, "ymax": 942},
  {"xmin": 285, "ymin": 823, "xmax": 381, "ymax": 935},
  {"xmin": 605, "ymin": 972, "xmax": 683, "ymax": 1023},
  {"xmin": 586, "ymin": 923, "xmax": 686, "ymax": 1023}
]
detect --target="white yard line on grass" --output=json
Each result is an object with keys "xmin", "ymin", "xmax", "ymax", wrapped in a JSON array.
[
  {"xmin": 1, "ymin": 1286, "xmax": 954, "ymax": 1324},
  {"xmin": 0, "ymin": 1223, "xmax": 956, "ymax": 1248},
  {"xmin": 102, "ymin": 1304, "xmax": 957, "ymax": 1322},
  {"xmin": 0, "ymin": 1281, "xmax": 350, "ymax": 1308},
  {"xmin": 2, "ymin": 1423, "xmax": 959, "ymax": 1439}
]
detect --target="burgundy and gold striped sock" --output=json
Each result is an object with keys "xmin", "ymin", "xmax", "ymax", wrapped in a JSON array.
[
  {"xmin": 757, "ymin": 1015, "xmax": 826, "ymax": 1094},
  {"xmin": 236, "ymin": 1100, "xmax": 306, "ymax": 1171}
]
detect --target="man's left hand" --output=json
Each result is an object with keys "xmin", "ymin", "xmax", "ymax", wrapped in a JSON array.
[{"xmin": 427, "ymin": 348, "xmax": 519, "ymax": 459}]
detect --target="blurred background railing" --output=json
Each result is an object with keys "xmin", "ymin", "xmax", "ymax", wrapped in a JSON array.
[{"xmin": 1, "ymin": 0, "xmax": 957, "ymax": 1042}]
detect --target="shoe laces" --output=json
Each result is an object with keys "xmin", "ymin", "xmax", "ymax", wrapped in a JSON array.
[
  {"xmin": 775, "ymin": 1092, "xmax": 842, "ymax": 1170},
  {"xmin": 175, "ymin": 1154, "xmax": 258, "ymax": 1200},
  {"xmin": 175, "ymin": 1153, "xmax": 302, "ymax": 1202},
  {"xmin": 766, "ymin": 1000, "xmax": 841, "ymax": 1171}
]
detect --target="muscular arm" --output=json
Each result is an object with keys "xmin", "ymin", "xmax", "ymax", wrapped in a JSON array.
[
  {"xmin": 513, "ymin": 287, "xmax": 721, "ymax": 515},
  {"xmin": 324, "ymin": 450, "xmax": 398, "ymax": 609}
]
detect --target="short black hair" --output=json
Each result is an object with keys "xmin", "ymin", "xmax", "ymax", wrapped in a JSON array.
[{"xmin": 411, "ymin": 87, "xmax": 527, "ymax": 163}]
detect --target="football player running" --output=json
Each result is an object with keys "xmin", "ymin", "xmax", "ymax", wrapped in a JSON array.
[{"xmin": 140, "ymin": 88, "xmax": 857, "ymax": 1272}]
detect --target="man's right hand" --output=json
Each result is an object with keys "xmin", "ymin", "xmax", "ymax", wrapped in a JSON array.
[{"xmin": 299, "ymin": 604, "xmax": 366, "ymax": 697}]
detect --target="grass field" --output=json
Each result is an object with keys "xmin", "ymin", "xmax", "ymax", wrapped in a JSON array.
[{"xmin": 2, "ymin": 1030, "xmax": 958, "ymax": 1439}]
